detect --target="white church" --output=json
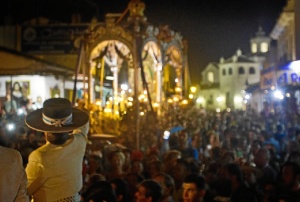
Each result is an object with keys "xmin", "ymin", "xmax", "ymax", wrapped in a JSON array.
[{"xmin": 199, "ymin": 27, "xmax": 270, "ymax": 112}]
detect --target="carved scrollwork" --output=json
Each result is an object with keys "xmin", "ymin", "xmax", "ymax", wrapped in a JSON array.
[
  {"xmin": 87, "ymin": 25, "xmax": 133, "ymax": 45},
  {"xmin": 157, "ymin": 25, "xmax": 174, "ymax": 43}
]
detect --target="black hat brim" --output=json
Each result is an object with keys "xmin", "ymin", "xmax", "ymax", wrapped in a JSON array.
[{"xmin": 25, "ymin": 108, "xmax": 89, "ymax": 133}]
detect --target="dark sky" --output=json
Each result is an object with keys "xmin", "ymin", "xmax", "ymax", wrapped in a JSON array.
[{"xmin": 1, "ymin": 0, "xmax": 287, "ymax": 83}]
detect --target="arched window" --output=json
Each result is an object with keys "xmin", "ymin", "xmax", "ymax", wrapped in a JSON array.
[
  {"xmin": 251, "ymin": 43, "xmax": 257, "ymax": 53},
  {"xmin": 249, "ymin": 67, "xmax": 255, "ymax": 74},
  {"xmin": 261, "ymin": 42, "xmax": 268, "ymax": 53},
  {"xmin": 207, "ymin": 71, "xmax": 214, "ymax": 82},
  {"xmin": 222, "ymin": 69, "xmax": 226, "ymax": 76},
  {"xmin": 228, "ymin": 68, "xmax": 232, "ymax": 75},
  {"xmin": 238, "ymin": 67, "xmax": 245, "ymax": 75}
]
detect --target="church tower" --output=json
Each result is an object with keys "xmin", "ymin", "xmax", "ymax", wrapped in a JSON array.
[{"xmin": 250, "ymin": 26, "xmax": 271, "ymax": 63}]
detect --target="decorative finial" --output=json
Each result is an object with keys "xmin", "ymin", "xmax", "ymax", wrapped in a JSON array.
[
  {"xmin": 256, "ymin": 26, "xmax": 265, "ymax": 36},
  {"xmin": 236, "ymin": 48, "xmax": 242, "ymax": 56},
  {"xmin": 128, "ymin": 0, "xmax": 145, "ymax": 17}
]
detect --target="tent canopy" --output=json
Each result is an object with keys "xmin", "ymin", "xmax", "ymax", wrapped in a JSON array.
[{"xmin": 0, "ymin": 46, "xmax": 75, "ymax": 76}]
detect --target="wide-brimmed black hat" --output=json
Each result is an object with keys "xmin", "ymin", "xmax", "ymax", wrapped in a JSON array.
[{"xmin": 25, "ymin": 98, "xmax": 89, "ymax": 133}]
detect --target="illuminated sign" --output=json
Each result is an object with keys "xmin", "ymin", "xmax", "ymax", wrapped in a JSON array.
[
  {"xmin": 261, "ymin": 61, "xmax": 300, "ymax": 89},
  {"xmin": 260, "ymin": 67, "xmax": 276, "ymax": 90}
]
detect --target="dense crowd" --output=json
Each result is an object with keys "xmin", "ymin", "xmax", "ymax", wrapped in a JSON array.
[{"xmin": 1, "ymin": 97, "xmax": 300, "ymax": 202}]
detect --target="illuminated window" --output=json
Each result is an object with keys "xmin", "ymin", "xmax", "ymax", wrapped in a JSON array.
[
  {"xmin": 261, "ymin": 42, "xmax": 268, "ymax": 53},
  {"xmin": 238, "ymin": 67, "xmax": 245, "ymax": 75},
  {"xmin": 249, "ymin": 67, "xmax": 255, "ymax": 74},
  {"xmin": 251, "ymin": 43, "xmax": 257, "ymax": 53},
  {"xmin": 228, "ymin": 68, "xmax": 232, "ymax": 75},
  {"xmin": 222, "ymin": 69, "xmax": 226, "ymax": 76},
  {"xmin": 207, "ymin": 72, "xmax": 214, "ymax": 82}
]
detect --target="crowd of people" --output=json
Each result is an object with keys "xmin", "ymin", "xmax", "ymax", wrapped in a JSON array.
[{"xmin": 1, "ymin": 96, "xmax": 300, "ymax": 202}]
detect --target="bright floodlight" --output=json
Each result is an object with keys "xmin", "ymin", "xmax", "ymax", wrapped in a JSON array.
[
  {"xmin": 288, "ymin": 60, "xmax": 300, "ymax": 71},
  {"xmin": 17, "ymin": 108, "xmax": 24, "ymax": 115},
  {"xmin": 274, "ymin": 90, "xmax": 284, "ymax": 100},
  {"xmin": 6, "ymin": 123, "xmax": 15, "ymax": 131},
  {"xmin": 245, "ymin": 94, "xmax": 250, "ymax": 100},
  {"xmin": 196, "ymin": 98, "xmax": 203, "ymax": 103},
  {"xmin": 216, "ymin": 96, "xmax": 222, "ymax": 102}
]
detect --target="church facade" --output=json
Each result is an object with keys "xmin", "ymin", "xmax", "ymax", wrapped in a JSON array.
[{"xmin": 199, "ymin": 27, "xmax": 270, "ymax": 112}]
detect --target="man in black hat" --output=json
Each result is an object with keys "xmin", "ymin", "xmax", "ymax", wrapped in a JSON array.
[{"xmin": 25, "ymin": 98, "xmax": 89, "ymax": 202}]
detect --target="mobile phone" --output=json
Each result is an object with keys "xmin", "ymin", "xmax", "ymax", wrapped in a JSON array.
[{"xmin": 163, "ymin": 131, "xmax": 170, "ymax": 140}]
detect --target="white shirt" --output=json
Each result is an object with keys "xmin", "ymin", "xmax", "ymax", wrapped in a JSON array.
[{"xmin": 26, "ymin": 123, "xmax": 89, "ymax": 202}]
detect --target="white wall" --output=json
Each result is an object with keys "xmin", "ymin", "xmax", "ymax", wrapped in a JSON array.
[
  {"xmin": 0, "ymin": 75, "xmax": 66, "ymax": 103},
  {"xmin": 218, "ymin": 62, "xmax": 261, "ymax": 109}
]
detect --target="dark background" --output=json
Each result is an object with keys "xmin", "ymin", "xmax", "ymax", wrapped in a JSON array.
[{"xmin": 0, "ymin": 0, "xmax": 287, "ymax": 84}]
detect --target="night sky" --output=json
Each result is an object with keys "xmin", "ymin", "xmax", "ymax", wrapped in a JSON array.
[{"xmin": 0, "ymin": 0, "xmax": 287, "ymax": 84}]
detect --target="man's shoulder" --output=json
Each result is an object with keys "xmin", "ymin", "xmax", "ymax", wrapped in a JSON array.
[
  {"xmin": 0, "ymin": 146, "xmax": 20, "ymax": 158},
  {"xmin": 0, "ymin": 146, "xmax": 22, "ymax": 167},
  {"xmin": 29, "ymin": 144, "xmax": 51, "ymax": 158}
]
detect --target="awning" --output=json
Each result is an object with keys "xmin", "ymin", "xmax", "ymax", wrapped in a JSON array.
[{"xmin": 0, "ymin": 46, "xmax": 75, "ymax": 76}]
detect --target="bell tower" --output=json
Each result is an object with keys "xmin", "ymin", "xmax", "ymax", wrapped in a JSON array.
[{"xmin": 250, "ymin": 26, "xmax": 271, "ymax": 55}]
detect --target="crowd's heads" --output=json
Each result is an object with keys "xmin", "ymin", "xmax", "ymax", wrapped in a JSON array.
[
  {"xmin": 109, "ymin": 150, "xmax": 125, "ymax": 168},
  {"xmin": 254, "ymin": 148, "xmax": 270, "ymax": 168},
  {"xmin": 82, "ymin": 180, "xmax": 116, "ymax": 202},
  {"xmin": 163, "ymin": 150, "xmax": 181, "ymax": 172},
  {"xmin": 241, "ymin": 164, "xmax": 262, "ymax": 185},
  {"xmin": 287, "ymin": 151, "xmax": 300, "ymax": 164},
  {"xmin": 87, "ymin": 154, "xmax": 104, "ymax": 175},
  {"xmin": 223, "ymin": 163, "xmax": 243, "ymax": 183},
  {"xmin": 125, "ymin": 173, "xmax": 145, "ymax": 201},
  {"xmin": 260, "ymin": 130, "xmax": 273, "ymax": 140},
  {"xmin": 221, "ymin": 151, "xmax": 235, "ymax": 164},
  {"xmin": 152, "ymin": 173, "xmax": 175, "ymax": 198},
  {"xmin": 280, "ymin": 161, "xmax": 300, "ymax": 187},
  {"xmin": 135, "ymin": 180, "xmax": 162, "ymax": 202},
  {"xmin": 182, "ymin": 173, "xmax": 206, "ymax": 202},
  {"xmin": 169, "ymin": 158, "xmax": 191, "ymax": 190},
  {"xmin": 184, "ymin": 173, "xmax": 206, "ymax": 191},
  {"xmin": 88, "ymin": 173, "xmax": 106, "ymax": 187},
  {"xmin": 146, "ymin": 160, "xmax": 164, "ymax": 178},
  {"xmin": 276, "ymin": 124, "xmax": 285, "ymax": 133},
  {"xmin": 110, "ymin": 178, "xmax": 130, "ymax": 202},
  {"xmin": 130, "ymin": 159, "xmax": 144, "ymax": 175}
]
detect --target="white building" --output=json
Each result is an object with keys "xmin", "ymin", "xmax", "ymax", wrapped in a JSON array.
[
  {"xmin": 251, "ymin": 0, "xmax": 300, "ymax": 114},
  {"xmin": 199, "ymin": 27, "xmax": 270, "ymax": 111}
]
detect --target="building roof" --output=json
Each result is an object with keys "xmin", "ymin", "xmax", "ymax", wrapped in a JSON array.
[
  {"xmin": 224, "ymin": 55, "xmax": 256, "ymax": 63},
  {"xmin": 202, "ymin": 62, "xmax": 219, "ymax": 73},
  {"xmin": 0, "ymin": 46, "xmax": 75, "ymax": 76},
  {"xmin": 209, "ymin": 62, "xmax": 219, "ymax": 68}
]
